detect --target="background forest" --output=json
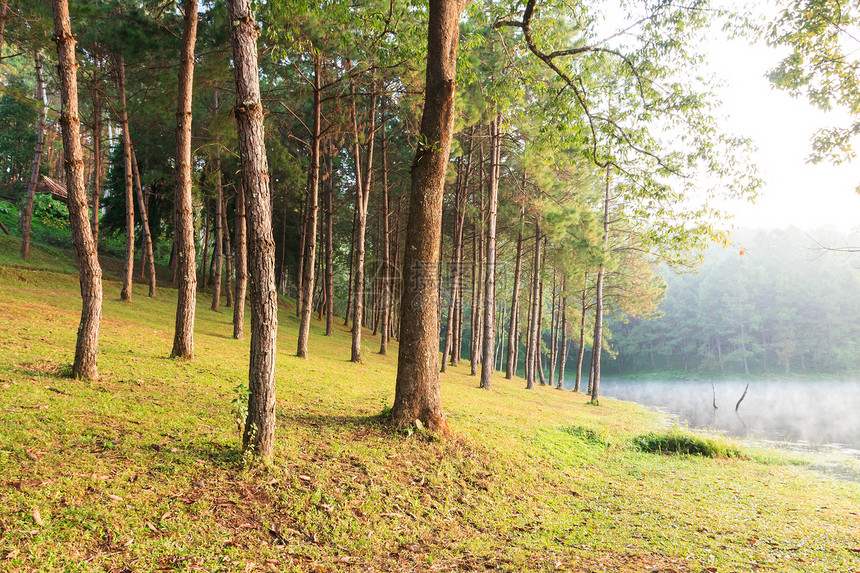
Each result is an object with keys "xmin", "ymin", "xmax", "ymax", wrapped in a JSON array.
[{"xmin": 605, "ymin": 228, "xmax": 860, "ymax": 378}]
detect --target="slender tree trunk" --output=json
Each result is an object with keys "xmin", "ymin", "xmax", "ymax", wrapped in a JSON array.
[
  {"xmin": 506, "ymin": 206, "xmax": 524, "ymax": 379},
  {"xmin": 210, "ymin": 89, "xmax": 223, "ymax": 310},
  {"xmin": 392, "ymin": 0, "xmax": 463, "ymax": 434},
  {"xmin": 575, "ymin": 276, "xmax": 587, "ymax": 392},
  {"xmin": 557, "ymin": 276, "xmax": 567, "ymax": 389},
  {"xmin": 324, "ymin": 139, "xmax": 335, "ymax": 337},
  {"xmin": 222, "ymin": 190, "xmax": 233, "ymax": 307},
  {"xmin": 131, "ymin": 146, "xmax": 156, "ymax": 296},
  {"xmin": 590, "ymin": 168, "xmax": 611, "ymax": 405},
  {"xmin": 201, "ymin": 197, "xmax": 210, "ymax": 290},
  {"xmin": 296, "ymin": 187, "xmax": 306, "ymax": 314},
  {"xmin": 526, "ymin": 222, "xmax": 541, "ymax": 389},
  {"xmin": 344, "ymin": 205, "xmax": 357, "ymax": 325},
  {"xmin": 114, "ymin": 53, "xmax": 136, "ymax": 301},
  {"xmin": 549, "ymin": 269, "xmax": 558, "ymax": 384},
  {"xmin": 537, "ymin": 238, "xmax": 548, "ymax": 385},
  {"xmin": 170, "ymin": 0, "xmax": 199, "ymax": 360},
  {"xmin": 233, "ymin": 178, "xmax": 247, "ymax": 339},
  {"xmin": 441, "ymin": 158, "xmax": 463, "ymax": 372},
  {"xmin": 350, "ymin": 74, "xmax": 376, "ymax": 363},
  {"xmin": 297, "ymin": 54, "xmax": 321, "ymax": 358},
  {"xmin": 90, "ymin": 55, "xmax": 103, "ymax": 245},
  {"xmin": 379, "ymin": 101, "xmax": 391, "ymax": 354},
  {"xmin": 52, "ymin": 0, "xmax": 103, "ymax": 380},
  {"xmin": 0, "ymin": 3, "xmax": 7, "ymax": 63},
  {"xmin": 21, "ymin": 51, "xmax": 46, "ymax": 261},
  {"xmin": 228, "ymin": 0, "xmax": 279, "ymax": 462},
  {"xmin": 480, "ymin": 115, "xmax": 501, "ymax": 390}
]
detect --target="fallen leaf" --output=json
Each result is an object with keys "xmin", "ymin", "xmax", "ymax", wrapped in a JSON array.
[
  {"xmin": 107, "ymin": 494, "xmax": 123, "ymax": 502},
  {"xmin": 4, "ymin": 549, "xmax": 19, "ymax": 560},
  {"xmin": 298, "ymin": 474, "xmax": 312, "ymax": 482},
  {"xmin": 32, "ymin": 507, "xmax": 43, "ymax": 527}
]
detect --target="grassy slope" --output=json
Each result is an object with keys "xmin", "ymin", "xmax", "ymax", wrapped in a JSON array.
[{"xmin": 0, "ymin": 237, "xmax": 859, "ymax": 573}]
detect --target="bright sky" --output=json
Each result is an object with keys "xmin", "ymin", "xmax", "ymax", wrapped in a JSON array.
[{"xmin": 705, "ymin": 28, "xmax": 860, "ymax": 232}]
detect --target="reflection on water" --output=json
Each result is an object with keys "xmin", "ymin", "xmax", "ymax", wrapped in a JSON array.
[{"xmin": 597, "ymin": 379, "xmax": 860, "ymax": 448}]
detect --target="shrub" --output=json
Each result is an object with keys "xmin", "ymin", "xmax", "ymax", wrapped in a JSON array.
[{"xmin": 633, "ymin": 429, "xmax": 743, "ymax": 459}]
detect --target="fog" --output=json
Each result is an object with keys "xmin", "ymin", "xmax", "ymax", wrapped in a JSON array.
[{"xmin": 597, "ymin": 379, "xmax": 860, "ymax": 452}]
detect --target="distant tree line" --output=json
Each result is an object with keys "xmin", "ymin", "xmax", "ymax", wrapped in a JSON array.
[{"xmin": 604, "ymin": 228, "xmax": 860, "ymax": 378}]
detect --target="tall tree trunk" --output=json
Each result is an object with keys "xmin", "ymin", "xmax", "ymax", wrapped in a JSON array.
[
  {"xmin": 549, "ymin": 269, "xmax": 558, "ymax": 384},
  {"xmin": 201, "ymin": 197, "xmax": 210, "ymax": 290},
  {"xmin": 115, "ymin": 53, "xmax": 135, "ymax": 302},
  {"xmin": 296, "ymin": 187, "xmax": 306, "ymax": 314},
  {"xmin": 575, "ymin": 275, "xmax": 587, "ymax": 392},
  {"xmin": 297, "ymin": 54, "xmax": 321, "ymax": 358},
  {"xmin": 590, "ymin": 167, "xmax": 610, "ymax": 405},
  {"xmin": 480, "ymin": 115, "xmax": 501, "ymax": 390},
  {"xmin": 52, "ymin": 0, "xmax": 103, "ymax": 380},
  {"xmin": 90, "ymin": 55, "xmax": 103, "ymax": 245},
  {"xmin": 222, "ymin": 190, "xmax": 233, "ymax": 307},
  {"xmin": 526, "ymin": 222, "xmax": 541, "ymax": 389},
  {"xmin": 392, "ymin": 0, "xmax": 463, "ymax": 434},
  {"xmin": 324, "ymin": 139, "xmax": 334, "ymax": 336},
  {"xmin": 537, "ymin": 238, "xmax": 547, "ymax": 386},
  {"xmin": 441, "ymin": 157, "xmax": 464, "ymax": 372},
  {"xmin": 379, "ymin": 100, "xmax": 391, "ymax": 354},
  {"xmin": 170, "ymin": 0, "xmax": 198, "ymax": 360},
  {"xmin": 211, "ymin": 89, "xmax": 223, "ymax": 311},
  {"xmin": 21, "ymin": 51, "xmax": 46, "ymax": 261},
  {"xmin": 344, "ymin": 205, "xmax": 357, "ymax": 325},
  {"xmin": 233, "ymin": 178, "xmax": 247, "ymax": 339},
  {"xmin": 0, "ymin": 2, "xmax": 7, "ymax": 63},
  {"xmin": 506, "ymin": 206, "xmax": 524, "ymax": 379},
  {"xmin": 350, "ymin": 74, "xmax": 377, "ymax": 363},
  {"xmin": 228, "ymin": 0, "xmax": 279, "ymax": 462},
  {"xmin": 131, "ymin": 146, "xmax": 156, "ymax": 296},
  {"xmin": 556, "ymin": 276, "xmax": 567, "ymax": 389}
]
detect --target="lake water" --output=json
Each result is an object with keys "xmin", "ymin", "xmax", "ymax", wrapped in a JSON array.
[{"xmin": 596, "ymin": 379, "xmax": 860, "ymax": 455}]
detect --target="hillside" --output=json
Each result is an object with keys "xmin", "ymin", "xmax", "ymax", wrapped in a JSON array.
[{"xmin": 1, "ymin": 238, "xmax": 859, "ymax": 572}]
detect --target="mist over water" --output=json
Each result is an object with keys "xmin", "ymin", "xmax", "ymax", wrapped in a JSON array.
[{"xmin": 597, "ymin": 379, "xmax": 860, "ymax": 451}]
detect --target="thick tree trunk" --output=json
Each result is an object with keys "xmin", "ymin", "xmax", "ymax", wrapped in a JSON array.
[
  {"xmin": 52, "ymin": 0, "xmax": 103, "ymax": 380},
  {"xmin": 480, "ymin": 115, "xmax": 501, "ymax": 390},
  {"xmin": 228, "ymin": 0, "xmax": 279, "ymax": 462},
  {"xmin": 233, "ymin": 178, "xmax": 247, "ymax": 339},
  {"xmin": 21, "ymin": 51, "xmax": 46, "ymax": 261},
  {"xmin": 350, "ymin": 75, "xmax": 376, "ymax": 363},
  {"xmin": 506, "ymin": 206, "xmax": 524, "ymax": 379},
  {"xmin": 170, "ymin": 0, "xmax": 198, "ymax": 360},
  {"xmin": 324, "ymin": 139, "xmax": 335, "ymax": 337},
  {"xmin": 114, "ymin": 54, "xmax": 136, "ymax": 302},
  {"xmin": 590, "ymin": 168, "xmax": 611, "ymax": 405},
  {"xmin": 131, "ymin": 146, "xmax": 156, "ymax": 296},
  {"xmin": 297, "ymin": 54, "xmax": 321, "ymax": 358},
  {"xmin": 526, "ymin": 222, "xmax": 541, "ymax": 389},
  {"xmin": 392, "ymin": 0, "xmax": 463, "ymax": 434}
]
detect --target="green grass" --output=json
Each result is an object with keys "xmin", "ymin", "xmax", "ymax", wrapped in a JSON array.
[
  {"xmin": 1, "ymin": 240, "xmax": 860, "ymax": 572},
  {"xmin": 633, "ymin": 428, "xmax": 744, "ymax": 458}
]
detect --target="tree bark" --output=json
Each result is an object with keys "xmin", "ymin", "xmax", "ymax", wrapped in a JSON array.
[
  {"xmin": 344, "ymin": 204, "xmax": 357, "ymax": 325},
  {"xmin": 537, "ymin": 238, "xmax": 547, "ymax": 386},
  {"xmin": 575, "ymin": 274, "xmax": 587, "ymax": 392},
  {"xmin": 131, "ymin": 146, "xmax": 156, "ymax": 296},
  {"xmin": 228, "ymin": 0, "xmax": 279, "ymax": 462},
  {"xmin": 392, "ymin": 0, "xmax": 463, "ymax": 434},
  {"xmin": 52, "ymin": 0, "xmax": 103, "ymax": 380},
  {"xmin": 505, "ymin": 205, "xmax": 524, "ymax": 379},
  {"xmin": 21, "ymin": 51, "xmax": 46, "ymax": 261},
  {"xmin": 350, "ymin": 74, "xmax": 376, "ymax": 363},
  {"xmin": 297, "ymin": 53, "xmax": 321, "ymax": 358},
  {"xmin": 114, "ymin": 53, "xmax": 136, "ymax": 302},
  {"xmin": 233, "ymin": 178, "xmax": 247, "ymax": 339},
  {"xmin": 480, "ymin": 115, "xmax": 501, "ymax": 390},
  {"xmin": 170, "ymin": 0, "xmax": 198, "ymax": 360}
]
